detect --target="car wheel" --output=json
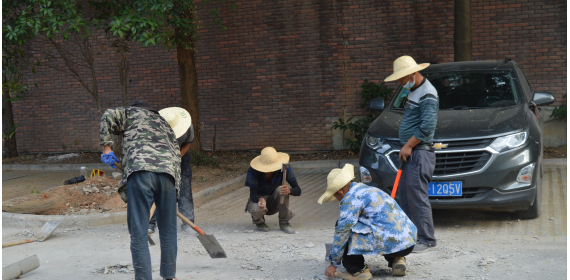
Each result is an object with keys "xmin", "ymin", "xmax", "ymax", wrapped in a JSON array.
[{"xmin": 516, "ymin": 177, "xmax": 541, "ymax": 219}]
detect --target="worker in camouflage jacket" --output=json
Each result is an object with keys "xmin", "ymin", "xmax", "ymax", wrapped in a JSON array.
[
  {"xmin": 318, "ymin": 164, "xmax": 417, "ymax": 279},
  {"xmin": 100, "ymin": 100, "xmax": 180, "ymax": 280}
]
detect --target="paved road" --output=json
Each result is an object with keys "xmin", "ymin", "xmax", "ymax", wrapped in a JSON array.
[{"xmin": 2, "ymin": 166, "xmax": 566, "ymax": 279}]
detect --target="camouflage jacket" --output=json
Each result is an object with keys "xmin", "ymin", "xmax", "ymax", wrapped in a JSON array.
[
  {"xmin": 326, "ymin": 182, "xmax": 417, "ymax": 266},
  {"xmin": 99, "ymin": 107, "xmax": 181, "ymax": 203}
]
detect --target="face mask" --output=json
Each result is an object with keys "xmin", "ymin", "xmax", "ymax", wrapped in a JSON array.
[{"xmin": 400, "ymin": 75, "xmax": 416, "ymax": 97}]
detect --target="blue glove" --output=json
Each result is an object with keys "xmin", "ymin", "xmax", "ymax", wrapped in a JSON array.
[{"xmin": 101, "ymin": 151, "xmax": 119, "ymax": 168}]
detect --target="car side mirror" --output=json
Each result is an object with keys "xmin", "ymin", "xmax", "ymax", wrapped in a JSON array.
[
  {"xmin": 531, "ymin": 92, "xmax": 555, "ymax": 106},
  {"xmin": 369, "ymin": 97, "xmax": 385, "ymax": 112}
]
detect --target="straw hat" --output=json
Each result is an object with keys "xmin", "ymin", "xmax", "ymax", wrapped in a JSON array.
[
  {"xmin": 317, "ymin": 164, "xmax": 355, "ymax": 204},
  {"xmin": 158, "ymin": 107, "xmax": 192, "ymax": 139},
  {"xmin": 384, "ymin": 56, "xmax": 430, "ymax": 82},
  {"xmin": 250, "ymin": 147, "xmax": 290, "ymax": 173}
]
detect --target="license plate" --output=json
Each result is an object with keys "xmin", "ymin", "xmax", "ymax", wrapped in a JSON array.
[{"xmin": 428, "ymin": 182, "xmax": 462, "ymax": 196}]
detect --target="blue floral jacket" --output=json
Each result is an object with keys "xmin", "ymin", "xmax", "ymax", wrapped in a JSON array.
[{"xmin": 326, "ymin": 182, "xmax": 417, "ymax": 266}]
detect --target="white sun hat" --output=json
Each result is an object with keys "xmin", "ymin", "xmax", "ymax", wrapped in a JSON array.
[
  {"xmin": 158, "ymin": 107, "xmax": 192, "ymax": 139},
  {"xmin": 317, "ymin": 164, "xmax": 355, "ymax": 204},
  {"xmin": 250, "ymin": 147, "xmax": 290, "ymax": 173},
  {"xmin": 384, "ymin": 56, "xmax": 430, "ymax": 82}
]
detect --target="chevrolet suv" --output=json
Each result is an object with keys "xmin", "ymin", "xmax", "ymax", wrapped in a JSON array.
[{"xmin": 358, "ymin": 60, "xmax": 555, "ymax": 219}]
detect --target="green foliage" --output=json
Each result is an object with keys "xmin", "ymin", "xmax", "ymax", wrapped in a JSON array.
[
  {"xmin": 2, "ymin": 124, "xmax": 19, "ymax": 140},
  {"xmin": 90, "ymin": 0, "xmax": 237, "ymax": 50},
  {"xmin": 26, "ymin": 184, "xmax": 41, "ymax": 194},
  {"xmin": 550, "ymin": 94, "xmax": 567, "ymax": 119},
  {"xmin": 61, "ymin": 143, "xmax": 67, "ymax": 150},
  {"xmin": 189, "ymin": 150, "xmax": 220, "ymax": 167},
  {"xmin": 332, "ymin": 80, "xmax": 394, "ymax": 152}
]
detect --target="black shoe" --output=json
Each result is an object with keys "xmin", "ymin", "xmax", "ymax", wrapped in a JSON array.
[
  {"xmin": 279, "ymin": 222, "xmax": 295, "ymax": 234},
  {"xmin": 412, "ymin": 243, "xmax": 436, "ymax": 253},
  {"xmin": 256, "ymin": 223, "xmax": 270, "ymax": 232}
]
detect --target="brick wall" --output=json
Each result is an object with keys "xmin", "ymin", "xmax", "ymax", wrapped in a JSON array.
[{"xmin": 13, "ymin": 0, "xmax": 567, "ymax": 153}]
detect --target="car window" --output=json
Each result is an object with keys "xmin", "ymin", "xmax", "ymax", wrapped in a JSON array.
[
  {"xmin": 514, "ymin": 66, "xmax": 532, "ymax": 101},
  {"xmin": 391, "ymin": 71, "xmax": 521, "ymax": 109}
]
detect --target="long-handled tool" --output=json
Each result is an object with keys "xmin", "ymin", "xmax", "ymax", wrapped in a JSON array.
[
  {"xmin": 177, "ymin": 211, "xmax": 227, "ymax": 258},
  {"xmin": 280, "ymin": 163, "xmax": 289, "ymax": 204},
  {"xmin": 2, "ymin": 222, "xmax": 60, "ymax": 248},
  {"xmin": 390, "ymin": 161, "xmax": 405, "ymax": 199},
  {"xmin": 148, "ymin": 203, "xmax": 156, "ymax": 245}
]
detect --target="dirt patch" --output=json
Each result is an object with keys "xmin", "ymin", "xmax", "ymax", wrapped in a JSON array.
[
  {"xmin": 544, "ymin": 145, "xmax": 567, "ymax": 159},
  {"xmin": 2, "ymin": 177, "xmax": 125, "ymax": 215}
]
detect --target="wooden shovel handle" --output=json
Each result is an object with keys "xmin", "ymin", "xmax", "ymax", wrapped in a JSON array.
[
  {"xmin": 2, "ymin": 239, "xmax": 33, "ymax": 248},
  {"xmin": 115, "ymin": 162, "xmax": 123, "ymax": 171},
  {"xmin": 280, "ymin": 164, "xmax": 288, "ymax": 204},
  {"xmin": 149, "ymin": 203, "xmax": 156, "ymax": 221},
  {"xmin": 177, "ymin": 211, "xmax": 205, "ymax": 236}
]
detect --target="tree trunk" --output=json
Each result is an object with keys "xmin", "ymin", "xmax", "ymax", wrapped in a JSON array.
[
  {"xmin": 175, "ymin": 31, "xmax": 202, "ymax": 152},
  {"xmin": 2, "ymin": 93, "xmax": 18, "ymax": 158},
  {"xmin": 454, "ymin": 0, "xmax": 472, "ymax": 62}
]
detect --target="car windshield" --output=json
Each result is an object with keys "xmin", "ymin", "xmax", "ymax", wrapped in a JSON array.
[{"xmin": 391, "ymin": 71, "xmax": 520, "ymax": 109}]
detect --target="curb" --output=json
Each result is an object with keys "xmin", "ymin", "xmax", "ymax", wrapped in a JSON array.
[
  {"xmin": 3, "ymin": 174, "xmax": 246, "ymax": 229},
  {"xmin": 2, "ymin": 159, "xmax": 360, "ymax": 171},
  {"xmin": 289, "ymin": 159, "xmax": 360, "ymax": 169},
  {"xmin": 543, "ymin": 158, "xmax": 567, "ymax": 166},
  {"xmin": 3, "ymin": 163, "xmax": 114, "ymax": 172}
]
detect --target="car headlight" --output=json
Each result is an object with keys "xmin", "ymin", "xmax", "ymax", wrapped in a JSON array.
[
  {"xmin": 366, "ymin": 135, "xmax": 391, "ymax": 153},
  {"xmin": 489, "ymin": 132, "xmax": 527, "ymax": 153}
]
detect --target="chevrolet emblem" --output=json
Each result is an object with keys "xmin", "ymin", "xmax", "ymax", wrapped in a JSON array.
[{"xmin": 432, "ymin": 143, "xmax": 448, "ymax": 149}]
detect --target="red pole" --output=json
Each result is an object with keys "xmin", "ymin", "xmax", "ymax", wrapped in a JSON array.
[{"xmin": 390, "ymin": 161, "xmax": 405, "ymax": 199}]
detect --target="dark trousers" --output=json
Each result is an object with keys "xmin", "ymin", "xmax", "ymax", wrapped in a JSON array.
[
  {"xmin": 150, "ymin": 153, "xmax": 194, "ymax": 227},
  {"xmin": 247, "ymin": 188, "xmax": 294, "ymax": 224},
  {"xmin": 127, "ymin": 171, "xmax": 177, "ymax": 280},
  {"xmin": 399, "ymin": 149, "xmax": 437, "ymax": 246},
  {"xmin": 342, "ymin": 244, "xmax": 414, "ymax": 274}
]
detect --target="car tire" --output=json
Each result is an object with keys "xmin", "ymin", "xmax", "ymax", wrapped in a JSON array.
[{"xmin": 516, "ymin": 176, "xmax": 541, "ymax": 219}]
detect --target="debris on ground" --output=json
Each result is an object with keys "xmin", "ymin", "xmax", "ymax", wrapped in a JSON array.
[
  {"xmin": 90, "ymin": 263, "xmax": 133, "ymax": 275},
  {"xmin": 2, "ymin": 177, "xmax": 124, "ymax": 215},
  {"xmin": 14, "ymin": 230, "xmax": 35, "ymax": 238}
]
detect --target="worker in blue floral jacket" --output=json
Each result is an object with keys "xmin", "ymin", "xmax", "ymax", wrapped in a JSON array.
[{"xmin": 318, "ymin": 164, "xmax": 417, "ymax": 279}]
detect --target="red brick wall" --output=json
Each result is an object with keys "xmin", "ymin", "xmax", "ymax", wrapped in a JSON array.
[{"xmin": 13, "ymin": 0, "xmax": 567, "ymax": 153}]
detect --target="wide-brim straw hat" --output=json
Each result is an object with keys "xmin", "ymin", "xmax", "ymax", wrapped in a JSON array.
[
  {"xmin": 158, "ymin": 107, "xmax": 192, "ymax": 139},
  {"xmin": 250, "ymin": 147, "xmax": 290, "ymax": 173},
  {"xmin": 384, "ymin": 56, "xmax": 430, "ymax": 82},
  {"xmin": 317, "ymin": 164, "xmax": 355, "ymax": 204}
]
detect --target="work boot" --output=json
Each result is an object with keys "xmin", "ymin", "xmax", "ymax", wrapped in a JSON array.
[
  {"xmin": 334, "ymin": 265, "xmax": 372, "ymax": 280},
  {"xmin": 279, "ymin": 222, "xmax": 295, "ymax": 234},
  {"xmin": 392, "ymin": 257, "xmax": 406, "ymax": 276},
  {"xmin": 256, "ymin": 223, "xmax": 270, "ymax": 232},
  {"xmin": 181, "ymin": 223, "xmax": 191, "ymax": 233},
  {"xmin": 412, "ymin": 243, "xmax": 436, "ymax": 253}
]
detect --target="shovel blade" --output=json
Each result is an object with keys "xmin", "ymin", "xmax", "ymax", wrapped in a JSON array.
[
  {"xmin": 196, "ymin": 234, "xmax": 227, "ymax": 258},
  {"xmin": 36, "ymin": 222, "xmax": 60, "ymax": 242}
]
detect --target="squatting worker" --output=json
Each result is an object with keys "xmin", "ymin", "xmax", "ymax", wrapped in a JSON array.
[
  {"xmin": 320, "ymin": 164, "xmax": 417, "ymax": 279},
  {"xmin": 100, "ymin": 100, "xmax": 180, "ymax": 280},
  {"xmin": 244, "ymin": 147, "xmax": 301, "ymax": 234},
  {"xmin": 149, "ymin": 107, "xmax": 195, "ymax": 234},
  {"xmin": 384, "ymin": 55, "xmax": 439, "ymax": 253}
]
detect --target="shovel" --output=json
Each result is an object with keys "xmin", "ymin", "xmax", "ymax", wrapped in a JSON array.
[
  {"xmin": 177, "ymin": 211, "xmax": 227, "ymax": 258},
  {"xmin": 390, "ymin": 160, "xmax": 405, "ymax": 199},
  {"xmin": 2, "ymin": 222, "xmax": 60, "ymax": 248}
]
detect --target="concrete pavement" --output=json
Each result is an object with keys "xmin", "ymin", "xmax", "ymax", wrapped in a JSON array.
[{"xmin": 2, "ymin": 164, "xmax": 566, "ymax": 279}]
